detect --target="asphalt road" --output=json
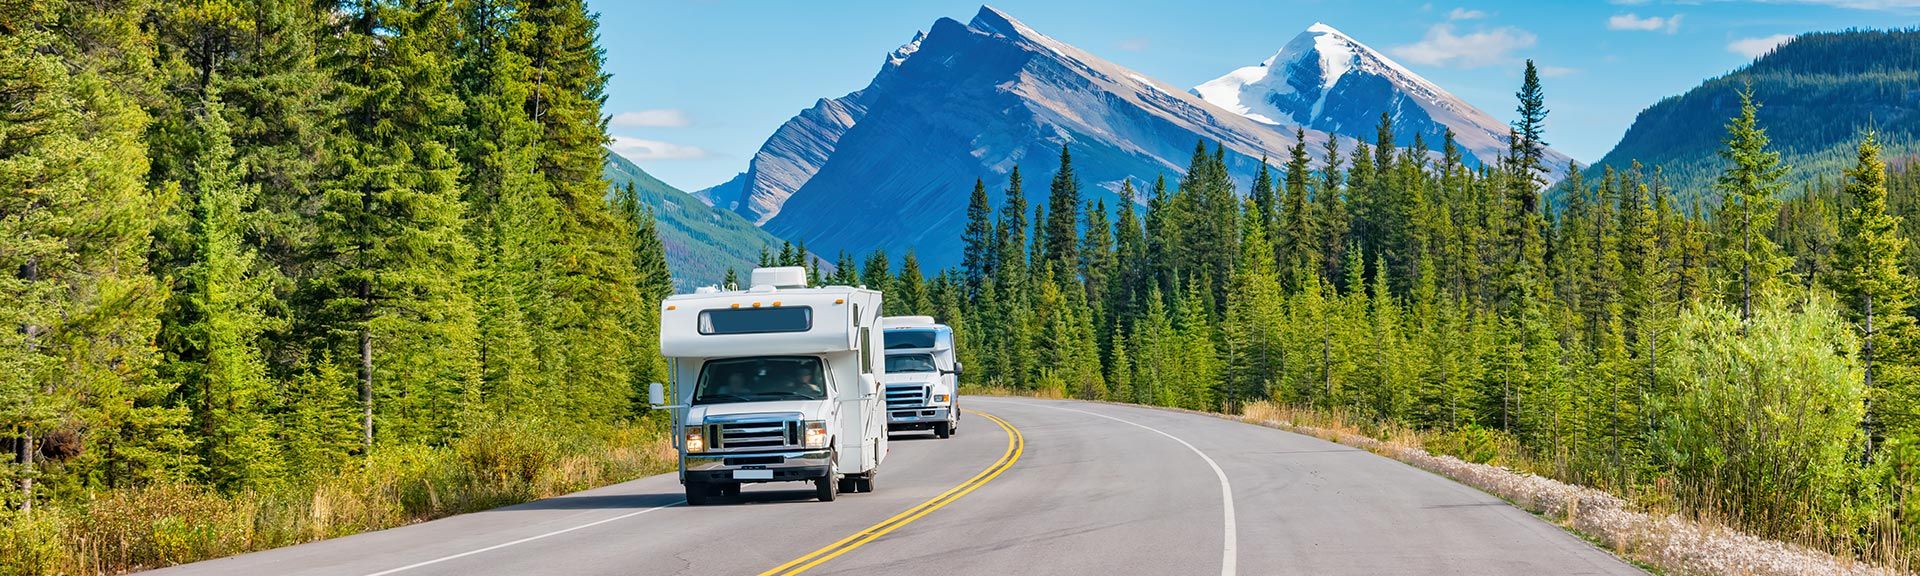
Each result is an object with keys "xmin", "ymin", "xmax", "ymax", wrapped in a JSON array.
[{"xmin": 146, "ymin": 398, "xmax": 1644, "ymax": 576}]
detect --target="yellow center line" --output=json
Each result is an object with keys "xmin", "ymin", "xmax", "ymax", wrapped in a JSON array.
[{"xmin": 759, "ymin": 410, "xmax": 1026, "ymax": 576}]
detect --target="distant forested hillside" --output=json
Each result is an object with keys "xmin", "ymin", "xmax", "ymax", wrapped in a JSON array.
[
  {"xmin": 604, "ymin": 153, "xmax": 788, "ymax": 290},
  {"xmin": 1592, "ymin": 28, "xmax": 1920, "ymax": 200}
]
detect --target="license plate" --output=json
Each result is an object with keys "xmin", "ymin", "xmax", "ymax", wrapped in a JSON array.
[{"xmin": 732, "ymin": 469, "xmax": 773, "ymax": 480}]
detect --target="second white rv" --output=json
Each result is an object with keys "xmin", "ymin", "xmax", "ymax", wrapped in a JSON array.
[{"xmin": 880, "ymin": 316, "xmax": 961, "ymax": 439}]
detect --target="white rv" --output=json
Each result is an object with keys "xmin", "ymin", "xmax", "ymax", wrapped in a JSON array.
[
  {"xmin": 880, "ymin": 316, "xmax": 961, "ymax": 439},
  {"xmin": 648, "ymin": 267, "xmax": 888, "ymax": 505}
]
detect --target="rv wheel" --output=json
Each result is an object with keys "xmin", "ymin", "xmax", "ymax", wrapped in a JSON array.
[
  {"xmin": 816, "ymin": 460, "xmax": 838, "ymax": 502},
  {"xmin": 935, "ymin": 422, "xmax": 952, "ymax": 439}
]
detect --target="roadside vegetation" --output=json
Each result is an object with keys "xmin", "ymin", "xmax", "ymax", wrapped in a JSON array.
[
  {"xmin": 923, "ymin": 64, "xmax": 1920, "ymax": 572},
  {"xmin": 0, "ymin": 421, "xmax": 672, "ymax": 575},
  {"xmin": 2, "ymin": 0, "xmax": 677, "ymax": 573}
]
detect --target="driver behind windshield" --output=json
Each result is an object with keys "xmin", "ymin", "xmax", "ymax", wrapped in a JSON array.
[{"xmin": 695, "ymin": 357, "xmax": 826, "ymax": 404}]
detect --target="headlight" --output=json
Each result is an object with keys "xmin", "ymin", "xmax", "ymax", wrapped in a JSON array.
[
  {"xmin": 932, "ymin": 394, "xmax": 949, "ymax": 403},
  {"xmin": 803, "ymin": 420, "xmax": 829, "ymax": 449},
  {"xmin": 685, "ymin": 426, "xmax": 706, "ymax": 453}
]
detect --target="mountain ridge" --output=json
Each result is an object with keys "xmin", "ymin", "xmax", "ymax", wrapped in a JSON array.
[
  {"xmin": 604, "ymin": 151, "xmax": 787, "ymax": 289},
  {"xmin": 1192, "ymin": 22, "xmax": 1573, "ymax": 176},
  {"xmin": 742, "ymin": 5, "xmax": 1344, "ymax": 268},
  {"xmin": 1590, "ymin": 28, "xmax": 1920, "ymax": 198}
]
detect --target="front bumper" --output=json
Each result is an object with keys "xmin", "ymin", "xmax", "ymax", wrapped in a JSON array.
[
  {"xmin": 682, "ymin": 448, "xmax": 832, "ymax": 484},
  {"xmin": 887, "ymin": 406, "xmax": 952, "ymax": 429}
]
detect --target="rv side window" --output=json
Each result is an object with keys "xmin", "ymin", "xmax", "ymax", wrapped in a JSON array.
[
  {"xmin": 884, "ymin": 329, "xmax": 937, "ymax": 349},
  {"xmin": 698, "ymin": 307, "xmax": 813, "ymax": 335}
]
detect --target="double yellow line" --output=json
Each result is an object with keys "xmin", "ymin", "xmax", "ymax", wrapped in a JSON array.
[{"xmin": 758, "ymin": 410, "xmax": 1025, "ymax": 576}]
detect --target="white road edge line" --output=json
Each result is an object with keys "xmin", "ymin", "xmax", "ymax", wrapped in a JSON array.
[
  {"xmin": 362, "ymin": 500, "xmax": 684, "ymax": 576},
  {"xmin": 1027, "ymin": 401, "xmax": 1237, "ymax": 576}
]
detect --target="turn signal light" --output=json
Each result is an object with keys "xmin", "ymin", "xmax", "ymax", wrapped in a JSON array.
[{"xmin": 803, "ymin": 420, "xmax": 829, "ymax": 449}]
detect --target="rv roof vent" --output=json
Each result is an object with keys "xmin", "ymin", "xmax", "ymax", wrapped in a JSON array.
[
  {"xmin": 694, "ymin": 286, "xmax": 720, "ymax": 294},
  {"xmin": 750, "ymin": 266, "xmax": 808, "ymax": 289}
]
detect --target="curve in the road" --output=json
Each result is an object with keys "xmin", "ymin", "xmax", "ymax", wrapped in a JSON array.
[
  {"xmin": 1034, "ymin": 403, "xmax": 1237, "ymax": 576},
  {"xmin": 760, "ymin": 410, "xmax": 1025, "ymax": 576}
]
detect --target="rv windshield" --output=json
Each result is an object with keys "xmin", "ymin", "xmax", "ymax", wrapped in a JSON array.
[
  {"xmin": 885, "ymin": 353, "xmax": 937, "ymax": 373},
  {"xmin": 884, "ymin": 329, "xmax": 937, "ymax": 349},
  {"xmin": 694, "ymin": 356, "xmax": 828, "ymax": 405}
]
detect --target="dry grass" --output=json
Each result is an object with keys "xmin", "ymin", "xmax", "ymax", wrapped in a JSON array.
[
  {"xmin": 961, "ymin": 383, "xmax": 1067, "ymax": 400},
  {"xmin": 0, "ymin": 421, "xmax": 676, "ymax": 575}
]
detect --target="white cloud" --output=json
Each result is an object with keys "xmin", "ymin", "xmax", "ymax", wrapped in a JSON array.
[
  {"xmin": 1448, "ymin": 7, "xmax": 1487, "ymax": 19},
  {"xmin": 610, "ymin": 109, "xmax": 692, "ymax": 128},
  {"xmin": 1389, "ymin": 23, "xmax": 1537, "ymax": 69},
  {"xmin": 1608, "ymin": 13, "xmax": 1683, "ymax": 33},
  {"xmin": 1116, "ymin": 36, "xmax": 1151, "ymax": 52},
  {"xmin": 1727, "ymin": 33, "xmax": 1794, "ymax": 57},
  {"xmin": 609, "ymin": 136, "xmax": 708, "ymax": 160}
]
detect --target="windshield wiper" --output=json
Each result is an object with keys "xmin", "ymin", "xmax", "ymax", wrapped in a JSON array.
[{"xmin": 696, "ymin": 393, "xmax": 755, "ymax": 403}]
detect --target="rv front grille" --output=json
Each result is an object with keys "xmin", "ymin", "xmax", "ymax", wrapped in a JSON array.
[
  {"xmin": 885, "ymin": 384, "xmax": 929, "ymax": 409},
  {"xmin": 713, "ymin": 420, "xmax": 799, "ymax": 451}
]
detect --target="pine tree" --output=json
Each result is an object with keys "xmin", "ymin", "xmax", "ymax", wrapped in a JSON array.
[
  {"xmin": 309, "ymin": 0, "xmax": 479, "ymax": 449},
  {"xmin": 1513, "ymin": 59, "xmax": 1551, "ymax": 193},
  {"xmin": 996, "ymin": 167, "xmax": 1030, "ymax": 293},
  {"xmin": 961, "ymin": 178, "xmax": 994, "ymax": 300},
  {"xmin": 896, "ymin": 251, "xmax": 930, "ymax": 315},
  {"xmin": 1145, "ymin": 174, "xmax": 1177, "ymax": 294},
  {"xmin": 2, "ymin": 0, "xmax": 170, "ymax": 505},
  {"xmin": 1317, "ymin": 138, "xmax": 1351, "ymax": 288},
  {"xmin": 1111, "ymin": 180, "xmax": 1150, "ymax": 325},
  {"xmin": 1043, "ymin": 145, "xmax": 1081, "ymax": 278},
  {"xmin": 1129, "ymin": 285, "xmax": 1172, "ymax": 406},
  {"xmin": 1079, "ymin": 199, "xmax": 1115, "ymax": 322},
  {"xmin": 1251, "ymin": 156, "xmax": 1277, "ymax": 235},
  {"xmin": 1713, "ymin": 86, "xmax": 1791, "ymax": 324},
  {"xmin": 863, "ymin": 250, "xmax": 893, "ymax": 290},
  {"xmin": 1222, "ymin": 202, "xmax": 1285, "ymax": 412},
  {"xmin": 1829, "ymin": 131, "xmax": 1917, "ymax": 460},
  {"xmin": 451, "ymin": 0, "xmax": 544, "ymax": 411},
  {"xmin": 1279, "ymin": 128, "xmax": 1319, "ymax": 287},
  {"xmin": 615, "ymin": 183, "xmax": 672, "ymax": 392},
  {"xmin": 165, "ymin": 98, "xmax": 285, "ymax": 489}
]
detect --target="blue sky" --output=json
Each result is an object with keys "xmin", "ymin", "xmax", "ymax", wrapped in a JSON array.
[{"xmin": 595, "ymin": 0, "xmax": 1920, "ymax": 192}]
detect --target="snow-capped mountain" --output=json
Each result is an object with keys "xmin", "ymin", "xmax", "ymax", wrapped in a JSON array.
[
  {"xmin": 1193, "ymin": 23, "xmax": 1572, "ymax": 176},
  {"xmin": 708, "ymin": 6, "xmax": 1337, "ymax": 269}
]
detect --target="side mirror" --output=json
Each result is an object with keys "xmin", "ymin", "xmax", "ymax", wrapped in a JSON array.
[
  {"xmin": 648, "ymin": 382, "xmax": 666, "ymax": 407},
  {"xmin": 955, "ymin": 361, "xmax": 964, "ymax": 376}
]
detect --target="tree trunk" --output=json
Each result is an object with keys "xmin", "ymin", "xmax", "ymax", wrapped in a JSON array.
[
  {"xmin": 18, "ymin": 256, "xmax": 39, "ymax": 512},
  {"xmin": 1741, "ymin": 202, "xmax": 1752, "ymax": 327},
  {"xmin": 1864, "ymin": 293, "xmax": 1877, "ymax": 463},
  {"xmin": 361, "ymin": 327, "xmax": 374, "ymax": 453}
]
